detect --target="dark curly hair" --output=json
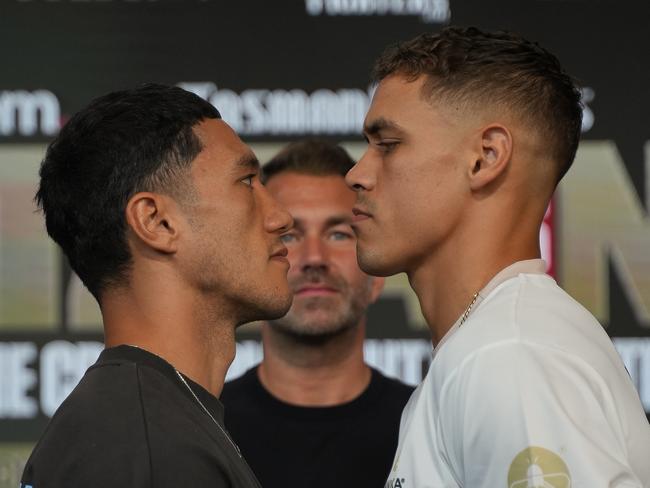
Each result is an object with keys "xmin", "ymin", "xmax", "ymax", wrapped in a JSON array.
[{"xmin": 373, "ymin": 26, "xmax": 582, "ymax": 182}]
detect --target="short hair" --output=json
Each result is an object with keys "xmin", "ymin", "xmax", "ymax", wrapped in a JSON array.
[
  {"xmin": 35, "ymin": 83, "xmax": 221, "ymax": 300},
  {"xmin": 261, "ymin": 139, "xmax": 355, "ymax": 184},
  {"xmin": 373, "ymin": 26, "xmax": 583, "ymax": 181}
]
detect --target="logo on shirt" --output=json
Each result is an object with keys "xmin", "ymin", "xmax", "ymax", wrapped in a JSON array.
[
  {"xmin": 508, "ymin": 446, "xmax": 571, "ymax": 488},
  {"xmin": 385, "ymin": 477, "xmax": 405, "ymax": 488}
]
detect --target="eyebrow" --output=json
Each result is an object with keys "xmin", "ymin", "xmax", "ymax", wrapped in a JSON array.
[
  {"xmin": 324, "ymin": 215, "xmax": 353, "ymax": 227},
  {"xmin": 235, "ymin": 153, "xmax": 260, "ymax": 171},
  {"xmin": 363, "ymin": 117, "xmax": 405, "ymax": 137},
  {"xmin": 291, "ymin": 214, "xmax": 353, "ymax": 232}
]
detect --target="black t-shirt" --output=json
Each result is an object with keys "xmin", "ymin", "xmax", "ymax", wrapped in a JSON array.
[
  {"xmin": 221, "ymin": 366, "xmax": 414, "ymax": 488},
  {"xmin": 21, "ymin": 345, "xmax": 261, "ymax": 488}
]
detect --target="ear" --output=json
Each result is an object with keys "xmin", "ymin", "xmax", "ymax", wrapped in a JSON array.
[
  {"xmin": 368, "ymin": 276, "xmax": 385, "ymax": 303},
  {"xmin": 125, "ymin": 192, "xmax": 179, "ymax": 254},
  {"xmin": 468, "ymin": 124, "xmax": 513, "ymax": 191}
]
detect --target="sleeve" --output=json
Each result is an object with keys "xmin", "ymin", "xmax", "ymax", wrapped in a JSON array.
[{"xmin": 437, "ymin": 341, "xmax": 645, "ymax": 488}]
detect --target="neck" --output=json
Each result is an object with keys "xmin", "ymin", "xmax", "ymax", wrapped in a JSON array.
[
  {"xmin": 409, "ymin": 213, "xmax": 542, "ymax": 345},
  {"xmin": 101, "ymin": 270, "xmax": 236, "ymax": 397},
  {"xmin": 257, "ymin": 319, "xmax": 371, "ymax": 406}
]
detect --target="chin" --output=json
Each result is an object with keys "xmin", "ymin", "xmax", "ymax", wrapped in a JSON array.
[
  {"xmin": 271, "ymin": 317, "xmax": 356, "ymax": 344},
  {"xmin": 234, "ymin": 284, "xmax": 293, "ymax": 326},
  {"xmin": 357, "ymin": 245, "xmax": 401, "ymax": 277},
  {"xmin": 265, "ymin": 290, "xmax": 293, "ymax": 320}
]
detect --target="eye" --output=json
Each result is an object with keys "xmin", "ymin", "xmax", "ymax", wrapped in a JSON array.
[
  {"xmin": 280, "ymin": 233, "xmax": 298, "ymax": 244},
  {"xmin": 241, "ymin": 174, "xmax": 255, "ymax": 187},
  {"xmin": 329, "ymin": 231, "xmax": 353, "ymax": 241},
  {"xmin": 376, "ymin": 140, "xmax": 399, "ymax": 153}
]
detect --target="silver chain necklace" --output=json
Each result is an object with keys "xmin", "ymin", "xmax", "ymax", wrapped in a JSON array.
[
  {"xmin": 174, "ymin": 368, "xmax": 241, "ymax": 457},
  {"xmin": 459, "ymin": 292, "xmax": 480, "ymax": 326},
  {"xmin": 175, "ymin": 370, "xmax": 242, "ymax": 457},
  {"xmin": 124, "ymin": 345, "xmax": 242, "ymax": 456}
]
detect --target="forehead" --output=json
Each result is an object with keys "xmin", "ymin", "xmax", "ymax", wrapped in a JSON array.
[
  {"xmin": 365, "ymin": 75, "xmax": 454, "ymax": 134},
  {"xmin": 265, "ymin": 172, "xmax": 355, "ymax": 216},
  {"xmin": 191, "ymin": 118, "xmax": 256, "ymax": 176}
]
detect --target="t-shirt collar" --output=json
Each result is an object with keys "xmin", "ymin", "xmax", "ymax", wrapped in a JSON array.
[{"xmin": 433, "ymin": 259, "xmax": 547, "ymax": 354}]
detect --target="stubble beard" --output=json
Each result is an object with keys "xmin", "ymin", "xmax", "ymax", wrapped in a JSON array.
[
  {"xmin": 269, "ymin": 272, "xmax": 371, "ymax": 344},
  {"xmin": 356, "ymin": 243, "xmax": 396, "ymax": 278},
  {"xmin": 190, "ymin": 242, "xmax": 292, "ymax": 326}
]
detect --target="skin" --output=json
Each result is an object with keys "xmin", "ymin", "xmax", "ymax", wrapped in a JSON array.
[
  {"xmin": 101, "ymin": 118, "xmax": 293, "ymax": 396},
  {"xmin": 346, "ymin": 75, "xmax": 556, "ymax": 345},
  {"xmin": 257, "ymin": 172, "xmax": 384, "ymax": 406}
]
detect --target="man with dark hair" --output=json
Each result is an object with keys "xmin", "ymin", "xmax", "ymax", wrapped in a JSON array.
[
  {"xmin": 346, "ymin": 27, "xmax": 650, "ymax": 486},
  {"xmin": 221, "ymin": 139, "xmax": 413, "ymax": 488},
  {"xmin": 22, "ymin": 83, "xmax": 293, "ymax": 487}
]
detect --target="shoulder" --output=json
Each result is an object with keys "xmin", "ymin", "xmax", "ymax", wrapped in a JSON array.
[
  {"xmin": 477, "ymin": 272, "xmax": 605, "ymax": 343},
  {"xmin": 42, "ymin": 359, "xmax": 144, "ymax": 432},
  {"xmin": 435, "ymin": 338, "xmax": 628, "ymax": 434},
  {"xmin": 432, "ymin": 340, "xmax": 650, "ymax": 486},
  {"xmin": 436, "ymin": 274, "xmax": 614, "ymax": 376},
  {"xmin": 23, "ymin": 361, "xmax": 150, "ymax": 487}
]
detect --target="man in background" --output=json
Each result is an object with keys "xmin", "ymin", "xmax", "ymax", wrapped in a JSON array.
[
  {"xmin": 221, "ymin": 140, "xmax": 413, "ymax": 488},
  {"xmin": 346, "ymin": 26, "xmax": 650, "ymax": 486},
  {"xmin": 22, "ymin": 84, "xmax": 292, "ymax": 487}
]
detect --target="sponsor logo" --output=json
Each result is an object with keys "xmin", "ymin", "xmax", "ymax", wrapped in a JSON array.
[
  {"xmin": 179, "ymin": 82, "xmax": 594, "ymax": 138},
  {"xmin": 385, "ymin": 477, "xmax": 406, "ymax": 488},
  {"xmin": 561, "ymin": 141, "xmax": 650, "ymax": 327},
  {"xmin": 508, "ymin": 446, "xmax": 571, "ymax": 488},
  {"xmin": 0, "ymin": 337, "xmax": 428, "ymax": 423},
  {"xmin": 0, "ymin": 90, "xmax": 60, "ymax": 137},
  {"xmin": 0, "ymin": 341, "xmax": 103, "ymax": 419},
  {"xmin": 178, "ymin": 81, "xmax": 371, "ymax": 137},
  {"xmin": 305, "ymin": 0, "xmax": 451, "ymax": 24}
]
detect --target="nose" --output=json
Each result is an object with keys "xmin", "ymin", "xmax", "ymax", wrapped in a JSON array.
[
  {"xmin": 345, "ymin": 150, "xmax": 375, "ymax": 192},
  {"xmin": 263, "ymin": 188, "xmax": 293, "ymax": 235},
  {"xmin": 300, "ymin": 234, "xmax": 328, "ymax": 272}
]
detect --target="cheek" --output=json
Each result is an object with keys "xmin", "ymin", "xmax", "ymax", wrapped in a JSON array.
[
  {"xmin": 242, "ymin": 199, "xmax": 268, "ymax": 243},
  {"xmin": 381, "ymin": 167, "xmax": 464, "ymax": 242},
  {"xmin": 380, "ymin": 172, "xmax": 431, "ymax": 226}
]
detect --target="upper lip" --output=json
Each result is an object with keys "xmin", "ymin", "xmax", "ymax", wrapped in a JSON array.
[
  {"xmin": 352, "ymin": 207, "xmax": 372, "ymax": 217},
  {"xmin": 270, "ymin": 245, "xmax": 288, "ymax": 258}
]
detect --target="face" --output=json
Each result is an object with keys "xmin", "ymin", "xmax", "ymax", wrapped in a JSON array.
[
  {"xmin": 265, "ymin": 172, "xmax": 382, "ymax": 339},
  {"xmin": 346, "ymin": 75, "xmax": 475, "ymax": 276},
  {"xmin": 180, "ymin": 119, "xmax": 293, "ymax": 324}
]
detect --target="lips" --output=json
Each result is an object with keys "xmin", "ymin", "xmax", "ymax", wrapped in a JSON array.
[
  {"xmin": 295, "ymin": 285, "xmax": 338, "ymax": 297},
  {"xmin": 352, "ymin": 207, "xmax": 371, "ymax": 223},
  {"xmin": 270, "ymin": 246, "xmax": 288, "ymax": 258},
  {"xmin": 269, "ymin": 245, "xmax": 289, "ymax": 264}
]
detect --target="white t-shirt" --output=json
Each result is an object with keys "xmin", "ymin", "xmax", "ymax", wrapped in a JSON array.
[{"xmin": 387, "ymin": 260, "xmax": 650, "ymax": 488}]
